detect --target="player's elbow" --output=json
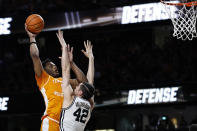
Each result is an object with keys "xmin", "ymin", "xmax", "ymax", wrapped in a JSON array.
[
  {"xmin": 78, "ymin": 77, "xmax": 88, "ymax": 83},
  {"xmin": 87, "ymin": 77, "xmax": 94, "ymax": 85},
  {"xmin": 30, "ymin": 53, "xmax": 40, "ymax": 61}
]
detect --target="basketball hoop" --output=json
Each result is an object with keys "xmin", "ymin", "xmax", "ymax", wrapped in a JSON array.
[{"xmin": 161, "ymin": 0, "xmax": 197, "ymax": 40}]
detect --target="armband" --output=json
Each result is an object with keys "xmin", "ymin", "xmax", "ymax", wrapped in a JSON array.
[{"xmin": 30, "ymin": 42, "xmax": 37, "ymax": 44}]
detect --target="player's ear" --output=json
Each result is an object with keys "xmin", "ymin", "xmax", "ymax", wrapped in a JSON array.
[{"xmin": 79, "ymin": 90, "xmax": 83, "ymax": 96}]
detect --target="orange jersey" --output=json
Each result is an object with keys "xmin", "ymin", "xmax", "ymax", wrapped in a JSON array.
[{"xmin": 35, "ymin": 71, "xmax": 63, "ymax": 122}]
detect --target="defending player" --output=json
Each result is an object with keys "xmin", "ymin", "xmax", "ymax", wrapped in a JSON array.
[
  {"xmin": 25, "ymin": 26, "xmax": 88, "ymax": 131},
  {"xmin": 57, "ymin": 30, "xmax": 95, "ymax": 131}
]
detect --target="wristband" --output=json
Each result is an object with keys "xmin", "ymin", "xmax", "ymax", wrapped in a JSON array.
[{"xmin": 30, "ymin": 42, "xmax": 37, "ymax": 44}]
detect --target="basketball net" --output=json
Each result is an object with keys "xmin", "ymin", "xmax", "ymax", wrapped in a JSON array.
[{"xmin": 161, "ymin": 0, "xmax": 197, "ymax": 40}]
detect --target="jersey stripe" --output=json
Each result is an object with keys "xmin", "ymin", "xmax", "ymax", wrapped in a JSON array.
[
  {"xmin": 60, "ymin": 109, "xmax": 65, "ymax": 131},
  {"xmin": 41, "ymin": 87, "xmax": 48, "ymax": 116},
  {"xmin": 40, "ymin": 76, "xmax": 50, "ymax": 116},
  {"xmin": 42, "ymin": 117, "xmax": 49, "ymax": 131},
  {"xmin": 41, "ymin": 76, "xmax": 50, "ymax": 89},
  {"xmin": 62, "ymin": 96, "xmax": 76, "ymax": 110},
  {"xmin": 47, "ymin": 116, "xmax": 59, "ymax": 124}
]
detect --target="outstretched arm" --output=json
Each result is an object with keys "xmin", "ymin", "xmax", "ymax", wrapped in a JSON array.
[
  {"xmin": 56, "ymin": 30, "xmax": 73, "ymax": 102},
  {"xmin": 70, "ymin": 61, "xmax": 88, "ymax": 87},
  {"xmin": 81, "ymin": 40, "xmax": 94, "ymax": 85},
  {"xmin": 66, "ymin": 44, "xmax": 88, "ymax": 87},
  {"xmin": 56, "ymin": 31, "xmax": 88, "ymax": 88},
  {"xmin": 82, "ymin": 40, "xmax": 95, "ymax": 110},
  {"xmin": 25, "ymin": 25, "xmax": 43, "ymax": 77},
  {"xmin": 61, "ymin": 44, "xmax": 71, "ymax": 93}
]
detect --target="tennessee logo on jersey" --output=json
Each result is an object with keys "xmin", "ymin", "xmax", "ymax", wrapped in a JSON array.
[
  {"xmin": 54, "ymin": 91, "xmax": 64, "ymax": 97},
  {"xmin": 53, "ymin": 79, "xmax": 62, "ymax": 84},
  {"xmin": 35, "ymin": 70, "xmax": 63, "ymax": 122}
]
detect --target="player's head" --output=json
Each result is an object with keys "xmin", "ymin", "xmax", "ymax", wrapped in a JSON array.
[
  {"xmin": 42, "ymin": 58, "xmax": 59, "ymax": 78},
  {"xmin": 75, "ymin": 82, "xmax": 95, "ymax": 100}
]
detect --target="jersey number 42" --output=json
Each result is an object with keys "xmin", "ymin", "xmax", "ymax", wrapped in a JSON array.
[{"xmin": 73, "ymin": 108, "xmax": 89, "ymax": 124}]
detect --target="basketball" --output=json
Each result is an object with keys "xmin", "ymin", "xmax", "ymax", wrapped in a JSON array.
[{"xmin": 25, "ymin": 14, "xmax": 44, "ymax": 34}]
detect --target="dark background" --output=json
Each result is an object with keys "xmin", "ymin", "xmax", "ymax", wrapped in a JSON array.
[{"xmin": 1, "ymin": 0, "xmax": 197, "ymax": 131}]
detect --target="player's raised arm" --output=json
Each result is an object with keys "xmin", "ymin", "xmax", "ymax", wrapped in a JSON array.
[
  {"xmin": 56, "ymin": 30, "xmax": 73, "ymax": 100},
  {"xmin": 82, "ymin": 40, "xmax": 95, "ymax": 110},
  {"xmin": 56, "ymin": 30, "xmax": 88, "ymax": 88},
  {"xmin": 61, "ymin": 43, "xmax": 71, "ymax": 94},
  {"xmin": 81, "ymin": 40, "xmax": 94, "ymax": 85},
  {"xmin": 25, "ymin": 24, "xmax": 43, "ymax": 77},
  {"xmin": 66, "ymin": 44, "xmax": 88, "ymax": 87}
]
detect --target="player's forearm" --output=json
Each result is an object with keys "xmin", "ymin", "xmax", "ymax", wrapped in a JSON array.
[
  {"xmin": 87, "ymin": 57, "xmax": 94, "ymax": 85},
  {"xmin": 29, "ymin": 38, "xmax": 39, "ymax": 58},
  {"xmin": 62, "ymin": 65, "xmax": 70, "ymax": 86},
  {"xmin": 62, "ymin": 46, "xmax": 70, "ymax": 86},
  {"xmin": 71, "ymin": 62, "xmax": 88, "ymax": 83}
]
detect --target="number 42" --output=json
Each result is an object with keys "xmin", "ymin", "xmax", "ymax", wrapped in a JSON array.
[{"xmin": 73, "ymin": 108, "xmax": 89, "ymax": 123}]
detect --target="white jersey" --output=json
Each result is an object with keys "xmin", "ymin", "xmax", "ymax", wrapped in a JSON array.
[{"xmin": 60, "ymin": 96, "xmax": 91, "ymax": 131}]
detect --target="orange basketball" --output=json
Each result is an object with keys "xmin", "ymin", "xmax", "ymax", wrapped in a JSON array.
[{"xmin": 25, "ymin": 14, "xmax": 44, "ymax": 34}]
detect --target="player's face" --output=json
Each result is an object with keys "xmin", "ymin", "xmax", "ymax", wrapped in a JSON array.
[
  {"xmin": 45, "ymin": 62, "xmax": 59, "ymax": 78},
  {"xmin": 74, "ymin": 83, "xmax": 83, "ymax": 96}
]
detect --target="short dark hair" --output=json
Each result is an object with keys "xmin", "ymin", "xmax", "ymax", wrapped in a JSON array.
[
  {"xmin": 80, "ymin": 82, "xmax": 95, "ymax": 100},
  {"xmin": 42, "ymin": 58, "xmax": 52, "ymax": 68}
]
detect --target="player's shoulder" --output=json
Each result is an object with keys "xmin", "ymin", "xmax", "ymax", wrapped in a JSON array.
[
  {"xmin": 77, "ymin": 97, "xmax": 91, "ymax": 104},
  {"xmin": 57, "ymin": 77, "xmax": 62, "ymax": 81},
  {"xmin": 35, "ymin": 70, "xmax": 51, "ymax": 88},
  {"xmin": 75, "ymin": 97, "xmax": 92, "ymax": 111}
]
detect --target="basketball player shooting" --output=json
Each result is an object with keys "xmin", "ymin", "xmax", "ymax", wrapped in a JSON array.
[
  {"xmin": 56, "ymin": 30, "xmax": 95, "ymax": 131},
  {"xmin": 25, "ymin": 25, "xmax": 88, "ymax": 131}
]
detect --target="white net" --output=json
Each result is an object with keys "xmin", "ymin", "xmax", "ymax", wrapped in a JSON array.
[{"xmin": 161, "ymin": 0, "xmax": 197, "ymax": 40}]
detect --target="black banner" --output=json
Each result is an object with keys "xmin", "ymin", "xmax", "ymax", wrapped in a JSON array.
[{"xmin": 0, "ymin": 93, "xmax": 44, "ymax": 114}]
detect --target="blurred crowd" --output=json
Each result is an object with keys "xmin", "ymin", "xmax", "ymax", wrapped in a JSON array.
[
  {"xmin": 92, "ymin": 30, "xmax": 197, "ymax": 99},
  {"xmin": 1, "ymin": 28, "xmax": 197, "ymax": 94},
  {"xmin": 0, "ymin": 0, "xmax": 145, "ymax": 16},
  {"xmin": 0, "ymin": 20, "xmax": 197, "ymax": 131},
  {"xmin": 0, "ymin": 0, "xmax": 99, "ymax": 16},
  {"xmin": 1, "ymin": 1, "xmax": 197, "ymax": 131}
]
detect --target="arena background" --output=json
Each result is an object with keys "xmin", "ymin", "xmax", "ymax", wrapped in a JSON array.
[{"xmin": 1, "ymin": 0, "xmax": 197, "ymax": 131}]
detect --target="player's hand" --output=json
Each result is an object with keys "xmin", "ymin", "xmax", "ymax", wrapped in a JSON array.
[
  {"xmin": 58, "ymin": 44, "xmax": 73, "ymax": 63},
  {"xmin": 25, "ymin": 24, "xmax": 37, "ymax": 38},
  {"xmin": 56, "ymin": 30, "xmax": 67, "ymax": 47},
  {"xmin": 81, "ymin": 40, "xmax": 94, "ymax": 59},
  {"xmin": 67, "ymin": 44, "xmax": 73, "ymax": 63}
]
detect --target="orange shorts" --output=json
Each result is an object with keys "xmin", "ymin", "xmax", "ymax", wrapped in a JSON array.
[{"xmin": 40, "ymin": 117, "xmax": 59, "ymax": 131}]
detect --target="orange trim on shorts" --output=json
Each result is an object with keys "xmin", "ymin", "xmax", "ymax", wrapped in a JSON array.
[{"xmin": 41, "ymin": 115, "xmax": 59, "ymax": 124}]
